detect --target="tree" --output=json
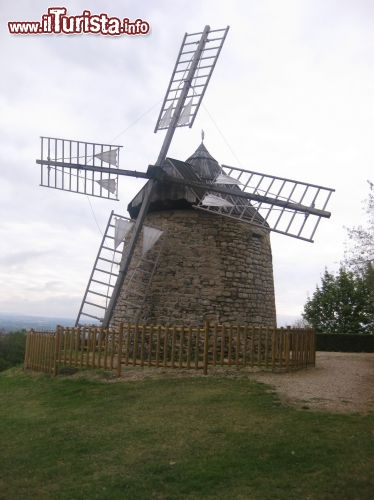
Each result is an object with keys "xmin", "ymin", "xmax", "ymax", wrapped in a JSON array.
[
  {"xmin": 344, "ymin": 181, "xmax": 374, "ymax": 275},
  {"xmin": 303, "ymin": 183, "xmax": 374, "ymax": 335},
  {"xmin": 291, "ymin": 317, "xmax": 311, "ymax": 329},
  {"xmin": 302, "ymin": 267, "xmax": 374, "ymax": 334},
  {"xmin": 0, "ymin": 330, "xmax": 26, "ymax": 371}
]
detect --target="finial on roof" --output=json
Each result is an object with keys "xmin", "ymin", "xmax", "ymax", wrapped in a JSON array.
[{"xmin": 201, "ymin": 129, "xmax": 205, "ymax": 143}]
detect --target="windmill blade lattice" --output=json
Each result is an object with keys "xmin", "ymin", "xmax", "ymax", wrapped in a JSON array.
[
  {"xmin": 195, "ymin": 164, "xmax": 334, "ymax": 242},
  {"xmin": 154, "ymin": 26, "xmax": 229, "ymax": 132},
  {"xmin": 76, "ymin": 211, "xmax": 131, "ymax": 324},
  {"xmin": 37, "ymin": 137, "xmax": 122, "ymax": 200}
]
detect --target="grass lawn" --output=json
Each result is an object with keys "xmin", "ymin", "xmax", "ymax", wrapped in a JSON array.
[{"xmin": 0, "ymin": 368, "xmax": 373, "ymax": 500}]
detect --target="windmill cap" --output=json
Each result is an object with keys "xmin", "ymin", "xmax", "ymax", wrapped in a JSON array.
[{"xmin": 185, "ymin": 142, "xmax": 221, "ymax": 181}]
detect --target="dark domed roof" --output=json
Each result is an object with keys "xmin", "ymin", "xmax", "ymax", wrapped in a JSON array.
[
  {"xmin": 128, "ymin": 142, "xmax": 221, "ymax": 218},
  {"xmin": 127, "ymin": 142, "xmax": 268, "ymax": 228},
  {"xmin": 185, "ymin": 142, "xmax": 221, "ymax": 181}
]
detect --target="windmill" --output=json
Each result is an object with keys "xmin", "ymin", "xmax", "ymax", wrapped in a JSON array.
[{"xmin": 36, "ymin": 26, "xmax": 334, "ymax": 328}]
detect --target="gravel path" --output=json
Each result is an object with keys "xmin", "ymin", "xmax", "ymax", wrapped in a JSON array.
[
  {"xmin": 251, "ymin": 352, "xmax": 374, "ymax": 413},
  {"xmin": 113, "ymin": 352, "xmax": 374, "ymax": 414}
]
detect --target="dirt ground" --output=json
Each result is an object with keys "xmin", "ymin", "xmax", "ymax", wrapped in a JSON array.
[
  {"xmin": 115, "ymin": 352, "xmax": 374, "ymax": 414},
  {"xmin": 251, "ymin": 352, "xmax": 374, "ymax": 414}
]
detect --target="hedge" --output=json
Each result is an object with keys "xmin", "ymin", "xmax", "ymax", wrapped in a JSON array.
[
  {"xmin": 316, "ymin": 333, "xmax": 374, "ymax": 352},
  {"xmin": 0, "ymin": 330, "xmax": 26, "ymax": 371}
]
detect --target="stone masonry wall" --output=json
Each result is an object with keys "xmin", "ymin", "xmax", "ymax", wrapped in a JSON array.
[{"xmin": 112, "ymin": 209, "xmax": 276, "ymax": 327}]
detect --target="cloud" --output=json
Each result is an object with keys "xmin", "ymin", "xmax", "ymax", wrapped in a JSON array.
[{"xmin": 0, "ymin": 250, "xmax": 53, "ymax": 269}]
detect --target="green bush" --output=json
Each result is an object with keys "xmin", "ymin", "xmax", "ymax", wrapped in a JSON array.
[
  {"xmin": 303, "ymin": 268, "xmax": 374, "ymax": 334},
  {"xmin": 0, "ymin": 330, "xmax": 26, "ymax": 371},
  {"xmin": 316, "ymin": 333, "xmax": 374, "ymax": 352}
]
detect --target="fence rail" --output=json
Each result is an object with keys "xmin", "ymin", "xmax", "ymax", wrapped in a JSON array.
[{"xmin": 24, "ymin": 323, "xmax": 315, "ymax": 376}]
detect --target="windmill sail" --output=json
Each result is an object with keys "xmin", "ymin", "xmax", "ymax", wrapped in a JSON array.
[
  {"xmin": 142, "ymin": 226, "xmax": 163, "ymax": 255},
  {"xmin": 177, "ymin": 99, "xmax": 193, "ymax": 126},
  {"xmin": 96, "ymin": 178, "xmax": 117, "ymax": 194},
  {"xmin": 201, "ymin": 193, "xmax": 234, "ymax": 207},
  {"xmin": 114, "ymin": 218, "xmax": 134, "ymax": 248},
  {"xmin": 94, "ymin": 149, "xmax": 119, "ymax": 166},
  {"xmin": 159, "ymin": 105, "xmax": 173, "ymax": 129},
  {"xmin": 214, "ymin": 173, "xmax": 241, "ymax": 185}
]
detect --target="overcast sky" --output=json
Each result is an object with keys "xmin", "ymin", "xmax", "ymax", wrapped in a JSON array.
[{"xmin": 1, "ymin": 0, "xmax": 373, "ymax": 325}]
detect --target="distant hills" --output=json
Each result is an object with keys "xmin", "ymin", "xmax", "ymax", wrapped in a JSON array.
[
  {"xmin": 0, "ymin": 312, "xmax": 297, "ymax": 333},
  {"xmin": 0, "ymin": 313, "xmax": 77, "ymax": 333}
]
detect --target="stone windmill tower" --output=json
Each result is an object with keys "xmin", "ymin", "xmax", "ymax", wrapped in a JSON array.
[
  {"xmin": 36, "ymin": 26, "xmax": 334, "ymax": 328},
  {"xmin": 111, "ymin": 139, "xmax": 276, "ymax": 327}
]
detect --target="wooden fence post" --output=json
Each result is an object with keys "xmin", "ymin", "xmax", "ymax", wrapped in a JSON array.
[
  {"xmin": 171, "ymin": 326, "xmax": 176, "ymax": 368},
  {"xmin": 211, "ymin": 324, "xmax": 217, "ymax": 367},
  {"xmin": 228, "ymin": 326, "xmax": 233, "ymax": 366},
  {"xmin": 220, "ymin": 325, "xmax": 224, "ymax": 366},
  {"xmin": 271, "ymin": 328, "xmax": 276, "ymax": 370},
  {"xmin": 125, "ymin": 324, "xmax": 130, "ymax": 366},
  {"xmin": 187, "ymin": 327, "xmax": 192, "ymax": 369},
  {"xmin": 285, "ymin": 329, "xmax": 290, "ymax": 371},
  {"xmin": 103, "ymin": 329, "xmax": 109, "ymax": 370},
  {"xmin": 97, "ymin": 328, "xmax": 102, "ymax": 369},
  {"xmin": 264, "ymin": 327, "xmax": 269, "ymax": 369},
  {"xmin": 140, "ymin": 325, "xmax": 145, "ymax": 367},
  {"xmin": 235, "ymin": 326, "xmax": 240, "ymax": 369},
  {"xmin": 203, "ymin": 321, "xmax": 209, "ymax": 375},
  {"xmin": 250, "ymin": 327, "xmax": 254, "ymax": 368},
  {"xmin": 194, "ymin": 327, "xmax": 200, "ymax": 370},
  {"xmin": 243, "ymin": 326, "xmax": 248, "ymax": 367},
  {"xmin": 163, "ymin": 326, "xmax": 168, "ymax": 368},
  {"xmin": 179, "ymin": 326, "xmax": 184, "ymax": 369},
  {"xmin": 53, "ymin": 326, "xmax": 62, "ymax": 376},
  {"xmin": 79, "ymin": 327, "xmax": 84, "ymax": 367},
  {"xmin": 117, "ymin": 323, "xmax": 124, "ymax": 377},
  {"xmin": 149, "ymin": 325, "xmax": 154, "ymax": 367},
  {"xmin": 133, "ymin": 324, "xmax": 139, "ymax": 367},
  {"xmin": 155, "ymin": 325, "xmax": 161, "ymax": 368}
]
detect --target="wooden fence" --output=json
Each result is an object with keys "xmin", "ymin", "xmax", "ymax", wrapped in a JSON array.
[{"xmin": 24, "ymin": 323, "xmax": 315, "ymax": 376}]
